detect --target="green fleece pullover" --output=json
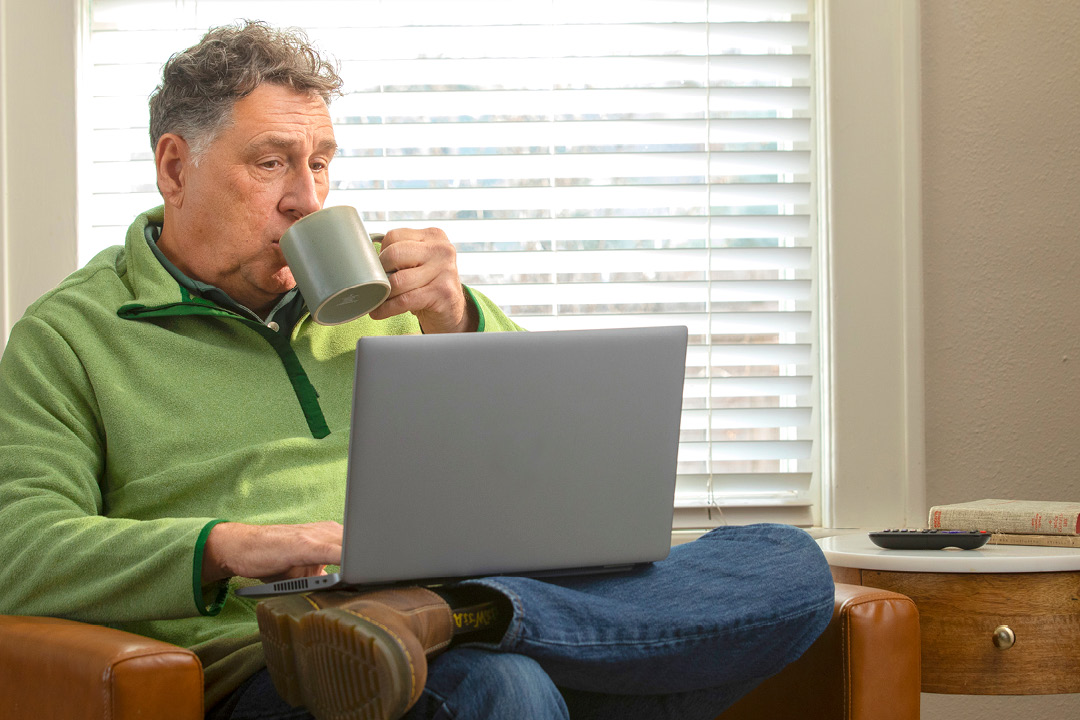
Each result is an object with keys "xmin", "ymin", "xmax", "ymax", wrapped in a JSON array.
[{"xmin": 0, "ymin": 206, "xmax": 523, "ymax": 706}]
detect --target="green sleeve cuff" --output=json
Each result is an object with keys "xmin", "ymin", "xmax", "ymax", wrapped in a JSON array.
[
  {"xmin": 462, "ymin": 285, "xmax": 486, "ymax": 333},
  {"xmin": 193, "ymin": 519, "xmax": 229, "ymax": 617},
  {"xmin": 462, "ymin": 285, "xmax": 525, "ymax": 333}
]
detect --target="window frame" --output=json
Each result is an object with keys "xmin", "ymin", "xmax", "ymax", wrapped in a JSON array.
[{"xmin": 0, "ymin": 0, "xmax": 924, "ymax": 529}]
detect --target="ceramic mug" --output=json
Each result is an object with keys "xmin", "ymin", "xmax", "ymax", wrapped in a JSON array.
[{"xmin": 279, "ymin": 205, "xmax": 391, "ymax": 325}]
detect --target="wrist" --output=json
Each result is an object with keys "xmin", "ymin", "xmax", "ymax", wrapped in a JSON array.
[
  {"xmin": 201, "ymin": 521, "xmax": 242, "ymax": 584},
  {"xmin": 420, "ymin": 288, "xmax": 478, "ymax": 334},
  {"xmin": 446, "ymin": 288, "xmax": 479, "ymax": 333},
  {"xmin": 460, "ymin": 291, "xmax": 480, "ymax": 332}
]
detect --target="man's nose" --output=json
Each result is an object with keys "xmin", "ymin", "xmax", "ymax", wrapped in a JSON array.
[{"xmin": 281, "ymin": 166, "xmax": 323, "ymax": 218}]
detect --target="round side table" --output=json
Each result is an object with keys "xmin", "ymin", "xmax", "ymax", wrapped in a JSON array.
[{"xmin": 817, "ymin": 533, "xmax": 1080, "ymax": 695}]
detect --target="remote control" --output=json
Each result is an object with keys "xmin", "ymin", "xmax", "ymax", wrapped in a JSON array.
[{"xmin": 868, "ymin": 529, "xmax": 991, "ymax": 550}]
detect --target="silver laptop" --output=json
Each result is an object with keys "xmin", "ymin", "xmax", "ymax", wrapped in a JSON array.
[{"xmin": 238, "ymin": 325, "xmax": 687, "ymax": 597}]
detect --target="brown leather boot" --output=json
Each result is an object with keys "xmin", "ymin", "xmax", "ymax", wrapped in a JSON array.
[{"xmin": 256, "ymin": 587, "xmax": 454, "ymax": 720}]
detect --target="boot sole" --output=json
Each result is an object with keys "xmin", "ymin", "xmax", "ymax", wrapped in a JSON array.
[
  {"xmin": 257, "ymin": 601, "xmax": 415, "ymax": 720},
  {"xmin": 256, "ymin": 594, "xmax": 320, "ymax": 706}
]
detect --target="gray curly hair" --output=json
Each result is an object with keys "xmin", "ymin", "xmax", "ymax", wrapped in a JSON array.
[{"xmin": 148, "ymin": 21, "xmax": 343, "ymax": 162}]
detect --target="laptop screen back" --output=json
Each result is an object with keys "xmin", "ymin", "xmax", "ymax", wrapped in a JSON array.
[{"xmin": 339, "ymin": 325, "xmax": 688, "ymax": 586}]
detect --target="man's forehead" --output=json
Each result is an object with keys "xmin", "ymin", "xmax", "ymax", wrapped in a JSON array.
[
  {"xmin": 230, "ymin": 84, "xmax": 337, "ymax": 147},
  {"xmin": 246, "ymin": 132, "xmax": 338, "ymax": 154}
]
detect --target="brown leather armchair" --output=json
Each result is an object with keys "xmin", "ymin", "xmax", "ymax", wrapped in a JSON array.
[
  {"xmin": 718, "ymin": 583, "xmax": 921, "ymax": 720},
  {"xmin": 0, "ymin": 584, "xmax": 919, "ymax": 720}
]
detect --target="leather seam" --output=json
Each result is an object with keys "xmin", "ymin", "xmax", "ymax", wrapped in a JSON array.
[
  {"xmin": 415, "ymin": 588, "xmax": 456, "ymax": 631},
  {"xmin": 410, "ymin": 589, "xmax": 454, "ymax": 651},
  {"xmin": 394, "ymin": 601, "xmax": 447, "ymax": 617}
]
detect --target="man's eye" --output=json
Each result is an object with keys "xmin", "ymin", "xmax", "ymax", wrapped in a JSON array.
[{"xmin": 260, "ymin": 159, "xmax": 283, "ymax": 169}]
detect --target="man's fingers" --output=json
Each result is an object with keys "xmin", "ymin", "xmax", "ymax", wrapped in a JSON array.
[
  {"xmin": 377, "ymin": 227, "xmax": 451, "ymax": 255},
  {"xmin": 369, "ymin": 267, "xmax": 446, "ymax": 317},
  {"xmin": 286, "ymin": 521, "xmax": 344, "ymax": 566},
  {"xmin": 385, "ymin": 264, "xmax": 440, "ymax": 302},
  {"xmin": 376, "ymin": 229, "xmax": 458, "ymax": 294},
  {"xmin": 261, "ymin": 563, "xmax": 329, "ymax": 584}
]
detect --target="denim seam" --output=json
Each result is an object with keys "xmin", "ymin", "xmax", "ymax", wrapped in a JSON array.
[
  {"xmin": 420, "ymin": 687, "xmax": 457, "ymax": 720},
  {"xmin": 500, "ymin": 585, "xmax": 526, "ymax": 648},
  {"xmin": 513, "ymin": 594, "xmax": 834, "ymax": 650},
  {"xmin": 465, "ymin": 579, "xmax": 527, "ymax": 650}
]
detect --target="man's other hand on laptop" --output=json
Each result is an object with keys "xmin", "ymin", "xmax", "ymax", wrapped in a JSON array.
[{"xmin": 201, "ymin": 521, "xmax": 344, "ymax": 584}]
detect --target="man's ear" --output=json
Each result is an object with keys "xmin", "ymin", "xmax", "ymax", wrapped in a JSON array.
[{"xmin": 155, "ymin": 133, "xmax": 190, "ymax": 209}]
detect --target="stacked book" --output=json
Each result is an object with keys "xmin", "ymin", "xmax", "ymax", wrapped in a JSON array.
[{"xmin": 928, "ymin": 499, "xmax": 1080, "ymax": 548}]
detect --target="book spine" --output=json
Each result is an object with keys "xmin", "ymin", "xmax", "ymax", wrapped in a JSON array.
[
  {"xmin": 929, "ymin": 506, "xmax": 1080, "ymax": 535},
  {"xmin": 988, "ymin": 533, "xmax": 1080, "ymax": 548}
]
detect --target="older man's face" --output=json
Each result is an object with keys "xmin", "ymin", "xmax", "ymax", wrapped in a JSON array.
[{"xmin": 173, "ymin": 83, "xmax": 337, "ymax": 312}]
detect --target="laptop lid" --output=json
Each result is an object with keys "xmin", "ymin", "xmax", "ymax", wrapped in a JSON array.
[{"xmin": 338, "ymin": 325, "xmax": 688, "ymax": 586}]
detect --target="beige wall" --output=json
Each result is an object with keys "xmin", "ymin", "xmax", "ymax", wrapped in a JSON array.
[
  {"xmin": 0, "ymin": 0, "xmax": 80, "ymax": 344},
  {"xmin": 920, "ymin": 0, "xmax": 1080, "ymax": 717}
]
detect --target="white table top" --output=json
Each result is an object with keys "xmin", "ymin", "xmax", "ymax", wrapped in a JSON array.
[{"xmin": 817, "ymin": 532, "xmax": 1080, "ymax": 573}]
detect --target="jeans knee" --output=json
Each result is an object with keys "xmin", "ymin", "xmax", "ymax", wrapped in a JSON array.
[
  {"xmin": 747, "ymin": 524, "xmax": 834, "ymax": 598},
  {"xmin": 417, "ymin": 648, "xmax": 568, "ymax": 720}
]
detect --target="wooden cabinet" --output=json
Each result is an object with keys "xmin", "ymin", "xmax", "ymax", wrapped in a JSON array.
[{"xmin": 831, "ymin": 566, "xmax": 1080, "ymax": 694}]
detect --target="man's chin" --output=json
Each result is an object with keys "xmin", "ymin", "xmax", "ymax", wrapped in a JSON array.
[{"xmin": 269, "ymin": 268, "xmax": 297, "ymax": 293}]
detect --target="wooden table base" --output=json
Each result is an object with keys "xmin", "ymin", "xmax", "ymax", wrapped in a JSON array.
[{"xmin": 831, "ymin": 566, "xmax": 1080, "ymax": 695}]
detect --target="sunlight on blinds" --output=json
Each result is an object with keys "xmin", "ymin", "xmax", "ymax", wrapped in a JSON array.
[{"xmin": 86, "ymin": 0, "xmax": 819, "ymax": 527}]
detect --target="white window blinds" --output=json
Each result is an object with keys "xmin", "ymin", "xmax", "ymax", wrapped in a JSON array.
[{"xmin": 86, "ymin": 0, "xmax": 820, "ymax": 527}]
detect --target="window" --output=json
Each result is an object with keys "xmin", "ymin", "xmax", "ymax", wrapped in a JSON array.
[{"xmin": 86, "ymin": 0, "xmax": 821, "ymax": 529}]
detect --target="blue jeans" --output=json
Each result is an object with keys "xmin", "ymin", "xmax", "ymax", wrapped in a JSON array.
[{"xmin": 207, "ymin": 524, "xmax": 834, "ymax": 720}]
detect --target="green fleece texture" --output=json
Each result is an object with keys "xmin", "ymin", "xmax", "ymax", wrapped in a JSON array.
[{"xmin": 0, "ymin": 206, "xmax": 523, "ymax": 707}]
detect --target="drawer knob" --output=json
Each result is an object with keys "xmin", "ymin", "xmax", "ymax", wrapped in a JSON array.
[{"xmin": 992, "ymin": 624, "xmax": 1015, "ymax": 650}]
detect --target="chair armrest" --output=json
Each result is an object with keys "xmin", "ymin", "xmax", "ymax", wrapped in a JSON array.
[
  {"xmin": 716, "ymin": 583, "xmax": 921, "ymax": 720},
  {"xmin": 0, "ymin": 615, "xmax": 204, "ymax": 720}
]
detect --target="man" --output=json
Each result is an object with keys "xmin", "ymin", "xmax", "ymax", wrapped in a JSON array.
[{"xmin": 0, "ymin": 22, "xmax": 833, "ymax": 720}]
